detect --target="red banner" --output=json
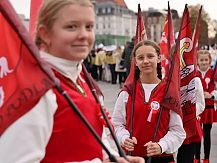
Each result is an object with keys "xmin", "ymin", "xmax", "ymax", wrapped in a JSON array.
[
  {"xmin": 192, "ymin": 6, "xmax": 202, "ymax": 68},
  {"xmin": 0, "ymin": 0, "xmax": 56, "ymax": 135},
  {"xmin": 135, "ymin": 4, "xmax": 147, "ymax": 44},
  {"xmin": 178, "ymin": 5, "xmax": 197, "ymax": 139},
  {"xmin": 161, "ymin": 23, "xmax": 181, "ymax": 117},
  {"xmin": 123, "ymin": 3, "xmax": 147, "ymax": 89},
  {"xmin": 160, "ymin": 2, "xmax": 175, "ymax": 76}
]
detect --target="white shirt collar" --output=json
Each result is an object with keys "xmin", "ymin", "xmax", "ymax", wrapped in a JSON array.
[
  {"xmin": 198, "ymin": 67, "xmax": 209, "ymax": 79},
  {"xmin": 40, "ymin": 51, "xmax": 83, "ymax": 83}
]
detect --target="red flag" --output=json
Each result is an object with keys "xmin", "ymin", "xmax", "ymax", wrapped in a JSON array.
[
  {"xmin": 160, "ymin": 2, "xmax": 175, "ymax": 76},
  {"xmin": 178, "ymin": 5, "xmax": 197, "ymax": 139},
  {"xmin": 124, "ymin": 3, "xmax": 148, "ymax": 90},
  {"xmin": 0, "ymin": 0, "xmax": 56, "ymax": 135},
  {"xmin": 135, "ymin": 4, "xmax": 147, "ymax": 44},
  {"xmin": 160, "ymin": 28, "xmax": 181, "ymax": 117},
  {"xmin": 29, "ymin": 0, "xmax": 43, "ymax": 39},
  {"xmin": 192, "ymin": 6, "xmax": 202, "ymax": 68}
]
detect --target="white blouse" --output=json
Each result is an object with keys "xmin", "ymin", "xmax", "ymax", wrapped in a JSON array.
[
  {"xmin": 113, "ymin": 82, "xmax": 188, "ymax": 154},
  {"xmin": 0, "ymin": 52, "xmax": 116, "ymax": 163},
  {"xmin": 112, "ymin": 77, "xmax": 205, "ymax": 154}
]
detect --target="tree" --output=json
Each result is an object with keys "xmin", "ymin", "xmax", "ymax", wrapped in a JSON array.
[{"xmin": 188, "ymin": 4, "xmax": 209, "ymax": 47}]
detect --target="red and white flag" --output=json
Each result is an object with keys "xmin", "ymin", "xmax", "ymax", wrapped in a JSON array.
[
  {"xmin": 160, "ymin": 2, "xmax": 175, "ymax": 77},
  {"xmin": 192, "ymin": 6, "xmax": 202, "ymax": 68},
  {"xmin": 135, "ymin": 3, "xmax": 147, "ymax": 45},
  {"xmin": 124, "ymin": 3, "xmax": 148, "ymax": 90},
  {"xmin": 0, "ymin": 0, "xmax": 56, "ymax": 135},
  {"xmin": 178, "ymin": 5, "xmax": 197, "ymax": 139}
]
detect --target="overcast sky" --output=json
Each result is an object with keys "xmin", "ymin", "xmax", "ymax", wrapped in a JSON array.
[{"xmin": 9, "ymin": 0, "xmax": 217, "ymax": 20}]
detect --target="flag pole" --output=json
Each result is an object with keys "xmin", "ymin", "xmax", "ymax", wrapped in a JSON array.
[
  {"xmin": 128, "ymin": 3, "xmax": 143, "ymax": 156},
  {"xmin": 0, "ymin": 1, "xmax": 118, "ymax": 161},
  {"xmin": 82, "ymin": 65, "xmax": 128, "ymax": 160},
  {"xmin": 55, "ymin": 85, "xmax": 118, "ymax": 162},
  {"xmin": 147, "ymin": 2, "xmax": 175, "ymax": 162}
]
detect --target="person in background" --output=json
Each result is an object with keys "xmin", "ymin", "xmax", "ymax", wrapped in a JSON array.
[
  {"xmin": 122, "ymin": 37, "xmax": 135, "ymax": 76},
  {"xmin": 114, "ymin": 46, "xmax": 127, "ymax": 88},
  {"xmin": 112, "ymin": 40, "xmax": 186, "ymax": 163},
  {"xmin": 195, "ymin": 50, "xmax": 217, "ymax": 163},
  {"xmin": 0, "ymin": 0, "xmax": 144, "ymax": 163},
  {"xmin": 84, "ymin": 49, "xmax": 93, "ymax": 73},
  {"xmin": 105, "ymin": 46, "xmax": 117, "ymax": 84},
  {"xmin": 94, "ymin": 44, "xmax": 106, "ymax": 81}
]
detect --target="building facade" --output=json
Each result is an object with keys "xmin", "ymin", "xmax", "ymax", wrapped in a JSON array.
[
  {"xmin": 94, "ymin": 0, "xmax": 179, "ymax": 46},
  {"xmin": 94, "ymin": 0, "xmax": 137, "ymax": 46}
]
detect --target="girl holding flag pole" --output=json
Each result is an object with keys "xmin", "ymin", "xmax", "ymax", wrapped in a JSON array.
[
  {"xmin": 112, "ymin": 40, "xmax": 186, "ymax": 163},
  {"xmin": 0, "ymin": 0, "xmax": 145, "ymax": 163},
  {"xmin": 194, "ymin": 50, "xmax": 217, "ymax": 163}
]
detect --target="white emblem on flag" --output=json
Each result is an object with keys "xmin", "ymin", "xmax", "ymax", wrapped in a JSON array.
[
  {"xmin": 180, "ymin": 37, "xmax": 193, "ymax": 69},
  {"xmin": 160, "ymin": 32, "xmax": 167, "ymax": 43},
  {"xmin": 0, "ymin": 57, "xmax": 13, "ymax": 78}
]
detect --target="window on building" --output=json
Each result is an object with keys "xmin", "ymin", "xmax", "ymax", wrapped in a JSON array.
[
  {"xmin": 98, "ymin": 8, "xmax": 101, "ymax": 14},
  {"xmin": 102, "ymin": 8, "xmax": 105, "ymax": 14},
  {"xmin": 125, "ymin": 29, "xmax": 129, "ymax": 35},
  {"xmin": 107, "ymin": 7, "xmax": 111, "ymax": 13}
]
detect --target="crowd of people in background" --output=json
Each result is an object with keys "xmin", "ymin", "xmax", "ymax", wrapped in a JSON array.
[
  {"xmin": 0, "ymin": 0, "xmax": 217, "ymax": 162},
  {"xmin": 84, "ymin": 37, "xmax": 135, "ymax": 88},
  {"xmin": 84, "ymin": 41, "xmax": 217, "ymax": 89}
]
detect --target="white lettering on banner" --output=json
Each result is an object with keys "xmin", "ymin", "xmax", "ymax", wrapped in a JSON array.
[
  {"xmin": 180, "ymin": 78, "xmax": 196, "ymax": 107},
  {"xmin": 180, "ymin": 64, "xmax": 194, "ymax": 79}
]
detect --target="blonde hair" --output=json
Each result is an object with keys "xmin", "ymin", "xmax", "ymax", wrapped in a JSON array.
[
  {"xmin": 197, "ymin": 50, "xmax": 212, "ymax": 64},
  {"xmin": 35, "ymin": 0, "xmax": 93, "ymax": 47}
]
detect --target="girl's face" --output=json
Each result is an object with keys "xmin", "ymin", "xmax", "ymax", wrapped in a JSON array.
[
  {"xmin": 135, "ymin": 45, "xmax": 160, "ymax": 75},
  {"xmin": 197, "ymin": 53, "xmax": 210, "ymax": 71},
  {"xmin": 43, "ymin": 4, "xmax": 95, "ymax": 61}
]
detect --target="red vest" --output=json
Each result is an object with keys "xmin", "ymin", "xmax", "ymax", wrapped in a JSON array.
[
  {"xmin": 197, "ymin": 69, "xmax": 215, "ymax": 124},
  {"xmin": 197, "ymin": 68, "xmax": 215, "ymax": 106},
  {"xmin": 41, "ymin": 72, "xmax": 103, "ymax": 163},
  {"xmin": 125, "ymin": 80, "xmax": 171, "ymax": 157}
]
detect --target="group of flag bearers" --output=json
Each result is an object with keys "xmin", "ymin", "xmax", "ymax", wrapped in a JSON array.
[{"xmin": 0, "ymin": 0, "xmax": 216, "ymax": 163}]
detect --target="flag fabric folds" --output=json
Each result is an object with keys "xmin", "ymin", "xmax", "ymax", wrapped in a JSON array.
[
  {"xmin": 160, "ymin": 2, "xmax": 175, "ymax": 77},
  {"xmin": 0, "ymin": 0, "xmax": 56, "ymax": 135},
  {"xmin": 192, "ymin": 6, "xmax": 202, "ymax": 68},
  {"xmin": 178, "ymin": 5, "xmax": 198, "ymax": 139},
  {"xmin": 135, "ymin": 3, "xmax": 147, "ymax": 45},
  {"xmin": 123, "ymin": 3, "xmax": 147, "ymax": 91}
]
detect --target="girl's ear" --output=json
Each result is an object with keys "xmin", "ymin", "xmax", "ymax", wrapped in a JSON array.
[{"xmin": 38, "ymin": 25, "xmax": 51, "ymax": 47}]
